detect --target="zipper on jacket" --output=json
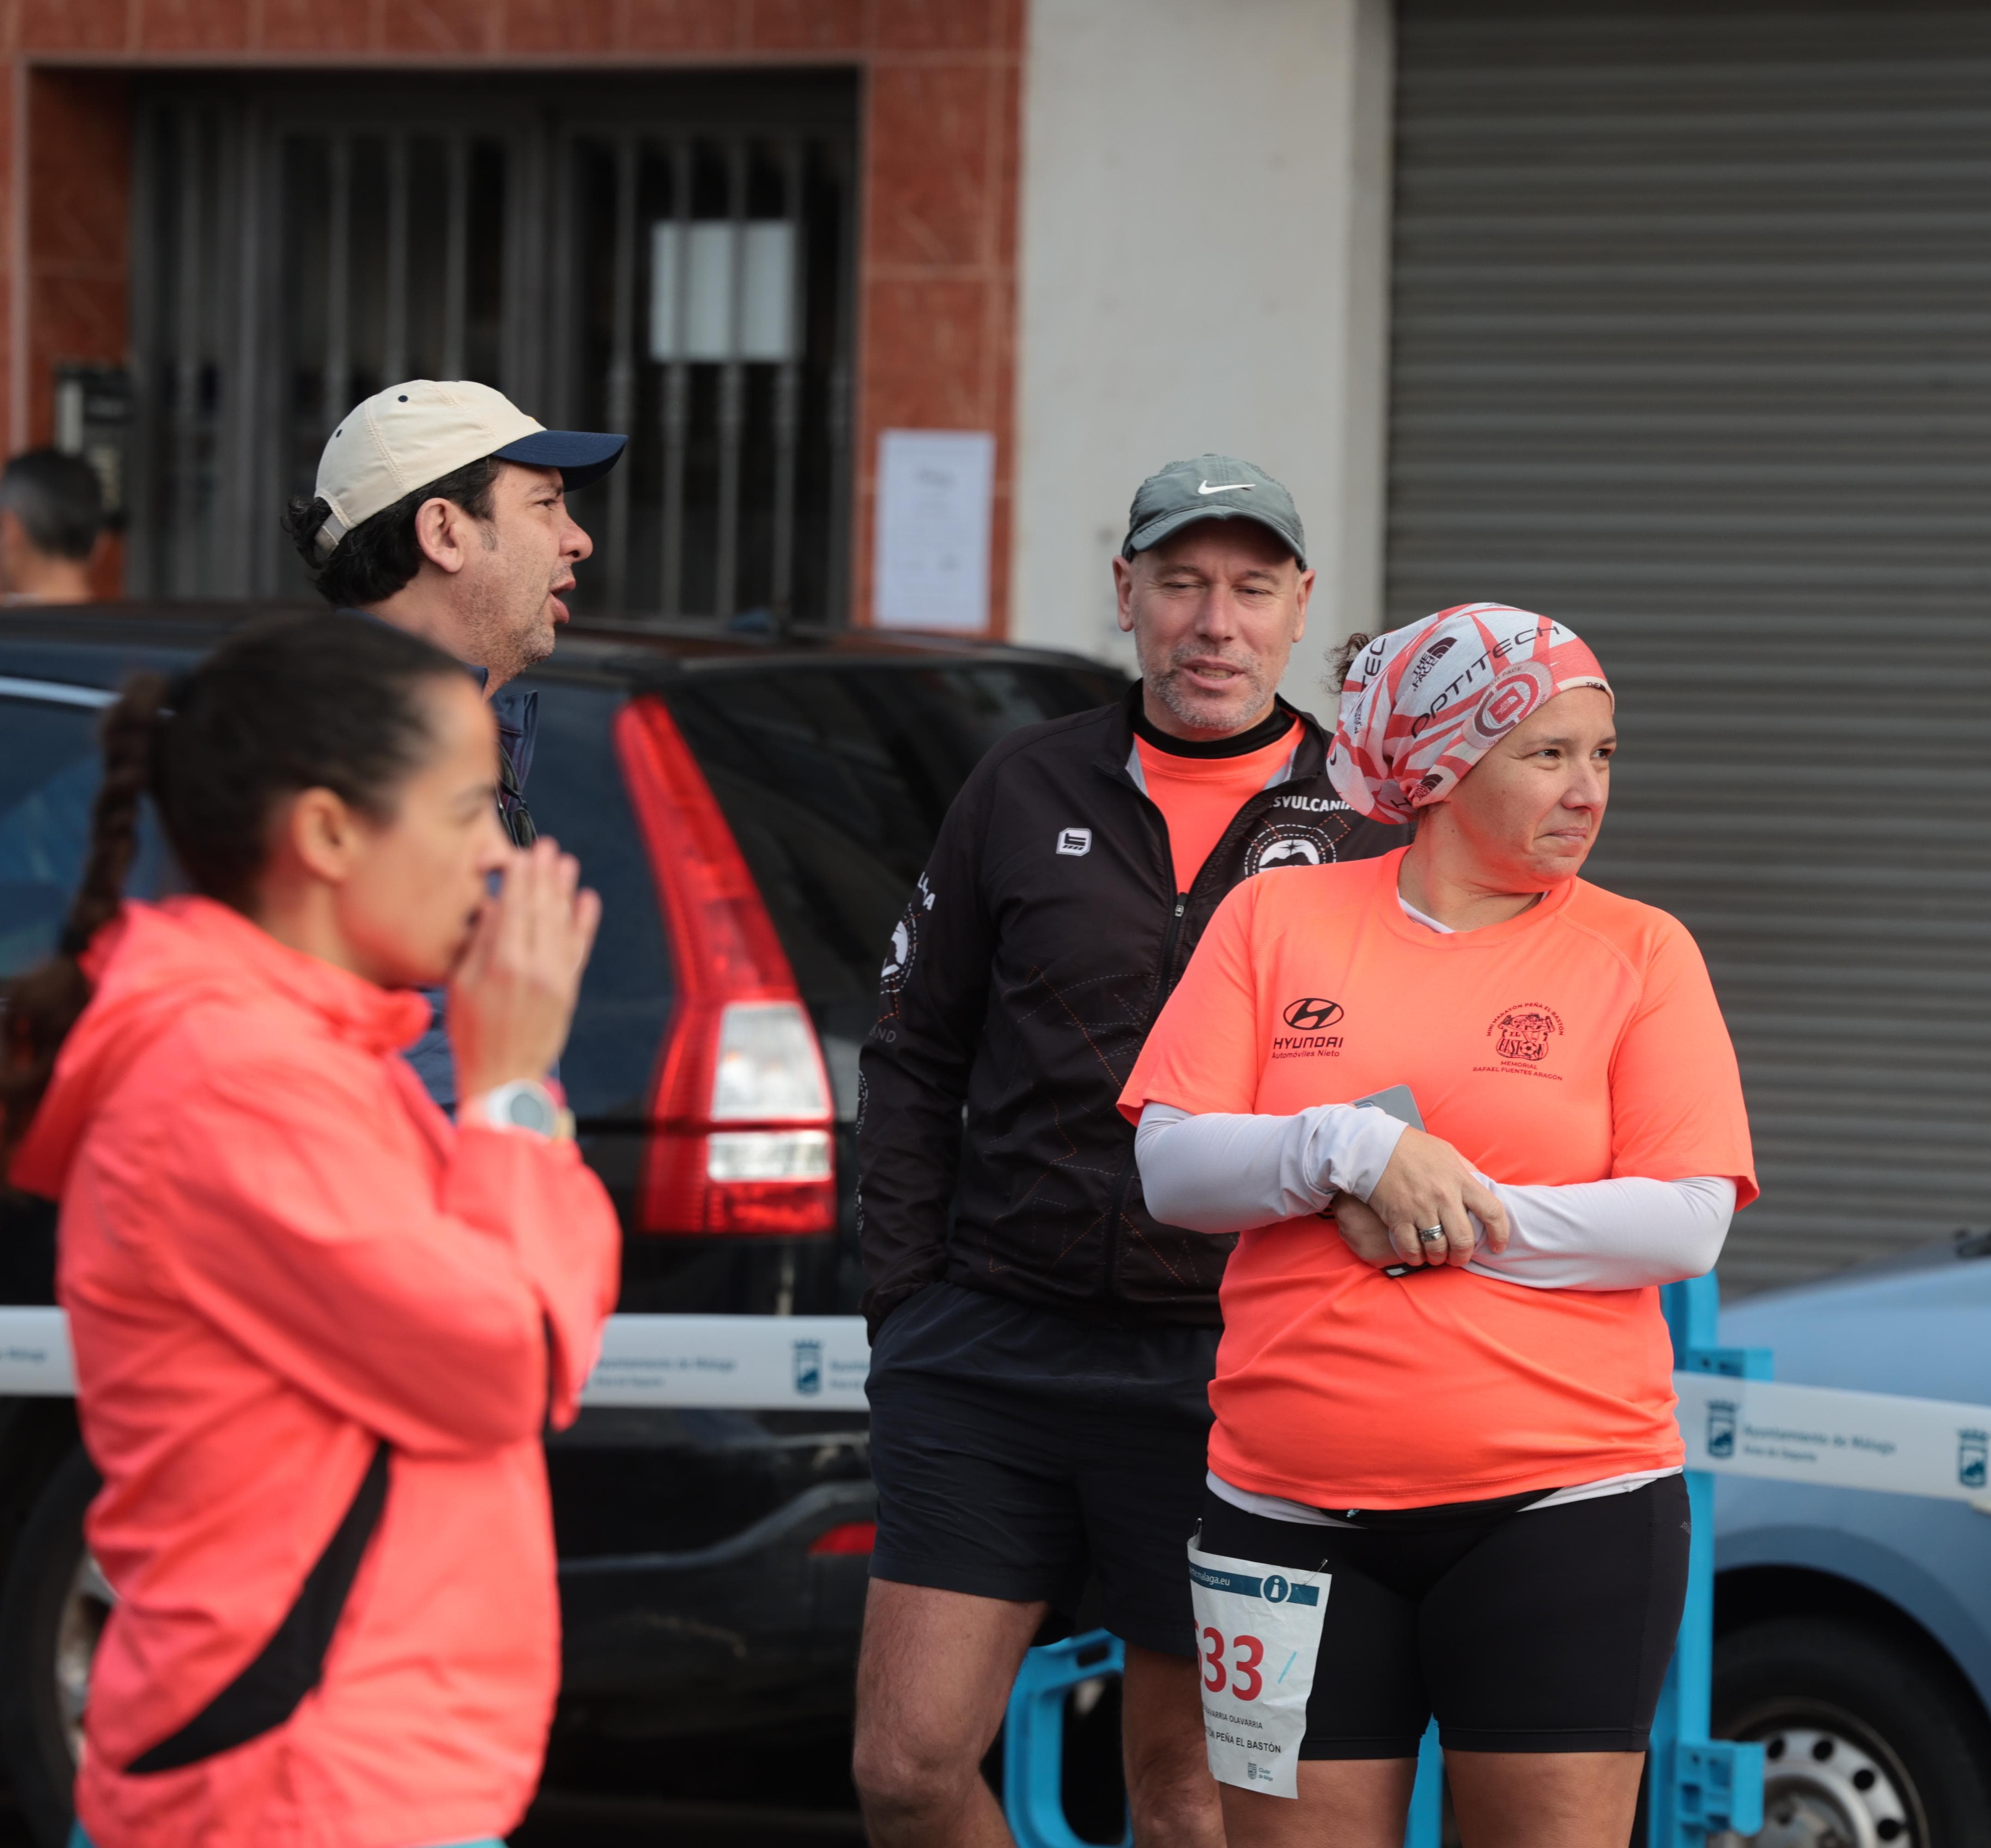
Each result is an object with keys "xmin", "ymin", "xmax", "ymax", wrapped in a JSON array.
[
  {"xmin": 1097, "ymin": 707, "xmax": 1314, "ymax": 1303},
  {"xmin": 1097, "ymin": 891, "xmax": 1188, "ymax": 1301},
  {"xmin": 1096, "ymin": 785, "xmax": 1294, "ymax": 1303},
  {"xmin": 1186, "ymin": 785, "xmax": 1293, "ymax": 918},
  {"xmin": 1091, "ymin": 700, "xmax": 1362, "ymax": 1307},
  {"xmin": 1158, "ymin": 893, "xmax": 1188, "ymax": 997}
]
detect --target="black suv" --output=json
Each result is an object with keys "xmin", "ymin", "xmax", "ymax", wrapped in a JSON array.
[{"xmin": 0, "ymin": 607, "xmax": 1126, "ymax": 1846}]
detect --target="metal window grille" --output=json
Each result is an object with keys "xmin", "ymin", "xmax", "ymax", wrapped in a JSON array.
[{"xmin": 128, "ymin": 76, "xmax": 856, "ymax": 626}]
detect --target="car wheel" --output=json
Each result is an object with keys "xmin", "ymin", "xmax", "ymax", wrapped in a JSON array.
[
  {"xmin": 1714, "ymin": 1614, "xmax": 1991, "ymax": 1848},
  {"xmin": 0, "ymin": 1447, "xmax": 106, "ymax": 1848}
]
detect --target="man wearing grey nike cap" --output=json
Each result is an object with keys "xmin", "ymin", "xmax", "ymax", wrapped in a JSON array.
[
  {"xmin": 853, "ymin": 456, "xmax": 1409, "ymax": 1847},
  {"xmin": 282, "ymin": 379, "xmax": 625, "ymax": 1106}
]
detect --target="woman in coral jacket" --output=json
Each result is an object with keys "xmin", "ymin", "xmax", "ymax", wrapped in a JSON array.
[{"xmin": 1, "ymin": 616, "xmax": 620, "ymax": 1848}]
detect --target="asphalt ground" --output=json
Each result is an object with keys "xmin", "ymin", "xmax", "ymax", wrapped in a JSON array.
[
  {"xmin": 517, "ymin": 1720, "xmax": 869, "ymax": 1845},
  {"xmin": 517, "ymin": 1791, "xmax": 866, "ymax": 1843},
  {"xmin": 0, "ymin": 1798, "xmax": 867, "ymax": 1848},
  {"xmin": 0, "ymin": 1788, "xmax": 868, "ymax": 1847},
  {"xmin": 0, "ymin": 1725, "xmax": 870, "ymax": 1848},
  {"xmin": 0, "ymin": 1702, "xmax": 1142, "ymax": 1847}
]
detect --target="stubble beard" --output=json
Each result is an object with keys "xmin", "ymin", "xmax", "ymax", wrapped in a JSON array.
[
  {"xmin": 459, "ymin": 558, "xmax": 556, "ymax": 687},
  {"xmin": 1144, "ymin": 646, "xmax": 1276, "ymax": 735}
]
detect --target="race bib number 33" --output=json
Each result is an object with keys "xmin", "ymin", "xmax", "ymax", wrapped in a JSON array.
[{"xmin": 1186, "ymin": 1541, "xmax": 1329, "ymax": 1799}]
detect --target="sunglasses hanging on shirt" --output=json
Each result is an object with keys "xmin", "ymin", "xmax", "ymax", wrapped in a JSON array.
[{"xmin": 498, "ymin": 749, "xmax": 538, "ymax": 848}]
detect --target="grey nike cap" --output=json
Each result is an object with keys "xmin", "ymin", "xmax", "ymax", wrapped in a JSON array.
[{"xmin": 1121, "ymin": 453, "xmax": 1306, "ymax": 569}]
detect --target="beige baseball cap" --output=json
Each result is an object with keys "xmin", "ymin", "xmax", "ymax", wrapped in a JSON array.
[{"xmin": 308, "ymin": 379, "xmax": 625, "ymax": 563}]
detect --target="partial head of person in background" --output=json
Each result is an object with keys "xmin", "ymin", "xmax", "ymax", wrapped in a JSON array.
[
  {"xmin": 1112, "ymin": 452, "xmax": 1314, "ymax": 738},
  {"xmin": 0, "ymin": 617, "xmax": 509, "ymax": 1163},
  {"xmin": 279, "ymin": 380, "xmax": 625, "ymax": 692},
  {"xmin": 0, "ymin": 449, "xmax": 105, "ymax": 605}
]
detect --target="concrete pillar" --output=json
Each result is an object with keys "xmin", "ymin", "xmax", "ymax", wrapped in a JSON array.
[{"xmin": 1011, "ymin": 0, "xmax": 1395, "ymax": 714}]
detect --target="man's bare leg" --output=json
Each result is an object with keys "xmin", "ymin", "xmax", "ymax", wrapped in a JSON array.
[
  {"xmin": 1444, "ymin": 1749, "xmax": 1645, "ymax": 1848},
  {"xmin": 1121, "ymin": 1644, "xmax": 1225, "ymax": 1847},
  {"xmin": 852, "ymin": 1578, "xmax": 1048, "ymax": 1847}
]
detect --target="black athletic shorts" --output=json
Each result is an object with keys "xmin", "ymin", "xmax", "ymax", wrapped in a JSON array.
[
  {"xmin": 1196, "ymin": 1475, "xmax": 1691, "ymax": 1757},
  {"xmin": 867, "ymin": 1283, "xmax": 1217, "ymax": 1659}
]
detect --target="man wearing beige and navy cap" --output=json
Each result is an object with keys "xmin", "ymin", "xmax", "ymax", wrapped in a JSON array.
[{"xmin": 283, "ymin": 379, "xmax": 624, "ymax": 1106}]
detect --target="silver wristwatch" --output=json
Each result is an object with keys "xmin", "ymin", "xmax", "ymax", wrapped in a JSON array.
[{"xmin": 473, "ymin": 1079, "xmax": 562, "ymax": 1140}]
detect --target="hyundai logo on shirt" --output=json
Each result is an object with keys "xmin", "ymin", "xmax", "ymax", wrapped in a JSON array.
[{"xmin": 1282, "ymin": 998, "xmax": 1344, "ymax": 1032}]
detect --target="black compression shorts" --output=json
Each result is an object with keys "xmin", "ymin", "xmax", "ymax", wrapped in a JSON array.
[
  {"xmin": 1196, "ymin": 1476, "xmax": 1691, "ymax": 1757},
  {"xmin": 867, "ymin": 1283, "xmax": 1216, "ymax": 1658}
]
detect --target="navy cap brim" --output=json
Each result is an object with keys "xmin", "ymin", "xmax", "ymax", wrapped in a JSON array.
[
  {"xmin": 493, "ymin": 429, "xmax": 628, "ymax": 492},
  {"xmin": 1125, "ymin": 504, "xmax": 1306, "ymax": 570}
]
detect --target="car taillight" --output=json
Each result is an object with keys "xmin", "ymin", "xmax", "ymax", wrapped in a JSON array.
[
  {"xmin": 807, "ymin": 1522, "xmax": 877, "ymax": 1556},
  {"xmin": 615, "ymin": 698, "xmax": 836, "ymax": 1236}
]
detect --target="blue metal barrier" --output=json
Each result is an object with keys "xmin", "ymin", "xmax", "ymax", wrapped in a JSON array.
[
  {"xmin": 1003, "ymin": 1630, "xmax": 1132, "ymax": 1848},
  {"xmin": 1403, "ymin": 1721, "xmax": 1443, "ymax": 1845},
  {"xmin": 1650, "ymin": 1273, "xmax": 1767, "ymax": 1846},
  {"xmin": 1003, "ymin": 1275, "xmax": 1770, "ymax": 1847}
]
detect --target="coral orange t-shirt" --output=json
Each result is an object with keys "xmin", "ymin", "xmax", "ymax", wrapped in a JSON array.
[
  {"xmin": 1118, "ymin": 848, "xmax": 1757, "ymax": 1510},
  {"xmin": 1135, "ymin": 722, "xmax": 1299, "ymax": 893}
]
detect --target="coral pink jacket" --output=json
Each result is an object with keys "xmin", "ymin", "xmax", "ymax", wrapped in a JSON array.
[{"xmin": 10, "ymin": 897, "xmax": 620, "ymax": 1848}]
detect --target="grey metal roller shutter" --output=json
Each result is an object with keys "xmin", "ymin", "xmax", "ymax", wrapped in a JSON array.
[{"xmin": 1386, "ymin": 0, "xmax": 1991, "ymax": 1294}]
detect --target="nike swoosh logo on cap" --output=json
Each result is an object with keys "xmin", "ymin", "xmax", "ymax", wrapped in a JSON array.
[{"xmin": 1197, "ymin": 480, "xmax": 1255, "ymax": 494}]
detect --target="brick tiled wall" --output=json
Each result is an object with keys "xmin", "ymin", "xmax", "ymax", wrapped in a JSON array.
[{"xmin": 4, "ymin": 0, "xmax": 1022, "ymax": 627}]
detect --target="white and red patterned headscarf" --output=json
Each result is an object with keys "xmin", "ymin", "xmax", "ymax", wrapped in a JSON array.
[{"xmin": 1327, "ymin": 603, "xmax": 1613, "ymax": 823}]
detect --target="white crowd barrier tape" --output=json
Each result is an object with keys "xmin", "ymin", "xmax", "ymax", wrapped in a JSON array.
[
  {"xmin": 0, "ymin": 1308, "xmax": 71, "ymax": 1396},
  {"xmin": 1674, "ymin": 1372, "xmax": 1991, "ymax": 1510},
  {"xmin": 0, "ymin": 1307, "xmax": 876, "ymax": 1411},
  {"xmin": 0, "ymin": 1307, "xmax": 1986, "ymax": 1491},
  {"xmin": 584, "ymin": 1313, "xmax": 870, "ymax": 1409}
]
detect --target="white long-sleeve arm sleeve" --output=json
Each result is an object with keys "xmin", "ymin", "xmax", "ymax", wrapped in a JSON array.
[
  {"xmin": 1133, "ymin": 1103, "xmax": 1735, "ymax": 1289},
  {"xmin": 1134, "ymin": 1101, "xmax": 1406, "ymax": 1231},
  {"xmin": 1462, "ymin": 1174, "xmax": 1735, "ymax": 1289}
]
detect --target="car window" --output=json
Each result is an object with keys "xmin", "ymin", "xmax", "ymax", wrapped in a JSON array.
[
  {"xmin": 0, "ymin": 675, "xmax": 668, "ymax": 1128},
  {"xmin": 0, "ymin": 695, "xmax": 164, "ymax": 977},
  {"xmin": 663, "ymin": 661, "xmax": 1126, "ymax": 1110},
  {"xmin": 521, "ymin": 680, "xmax": 674, "ymax": 1124}
]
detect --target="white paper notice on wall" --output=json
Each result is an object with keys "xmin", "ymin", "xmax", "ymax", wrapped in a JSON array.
[{"xmin": 874, "ymin": 429, "xmax": 996, "ymax": 631}]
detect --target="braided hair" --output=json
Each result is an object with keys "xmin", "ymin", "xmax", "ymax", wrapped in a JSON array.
[
  {"xmin": 0, "ymin": 674, "xmax": 166, "ymax": 1161},
  {"xmin": 1, "ymin": 615, "xmax": 466, "ymax": 1162}
]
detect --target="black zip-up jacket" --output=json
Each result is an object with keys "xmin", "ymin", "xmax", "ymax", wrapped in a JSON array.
[{"xmin": 856, "ymin": 685, "xmax": 1409, "ymax": 1338}]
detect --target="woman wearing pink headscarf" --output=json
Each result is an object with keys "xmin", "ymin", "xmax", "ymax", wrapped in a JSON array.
[{"xmin": 1119, "ymin": 605, "xmax": 1757, "ymax": 1847}]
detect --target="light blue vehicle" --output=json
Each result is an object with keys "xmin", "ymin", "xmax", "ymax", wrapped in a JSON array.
[{"xmin": 1714, "ymin": 1233, "xmax": 1991, "ymax": 1845}]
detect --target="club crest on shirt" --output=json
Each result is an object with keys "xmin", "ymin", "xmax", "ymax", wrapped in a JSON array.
[
  {"xmin": 1246, "ymin": 821, "xmax": 1338, "ymax": 878},
  {"xmin": 878, "ymin": 874, "xmax": 935, "ymax": 1010},
  {"xmin": 1487, "ymin": 1002, "xmax": 1564, "ymax": 1067}
]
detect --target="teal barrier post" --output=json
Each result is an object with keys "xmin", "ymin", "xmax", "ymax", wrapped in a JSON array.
[
  {"xmin": 1003, "ymin": 1630, "xmax": 1132, "ymax": 1848},
  {"xmin": 1402, "ymin": 1720, "xmax": 1442, "ymax": 1846},
  {"xmin": 1653, "ymin": 1272, "xmax": 1769, "ymax": 1846}
]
